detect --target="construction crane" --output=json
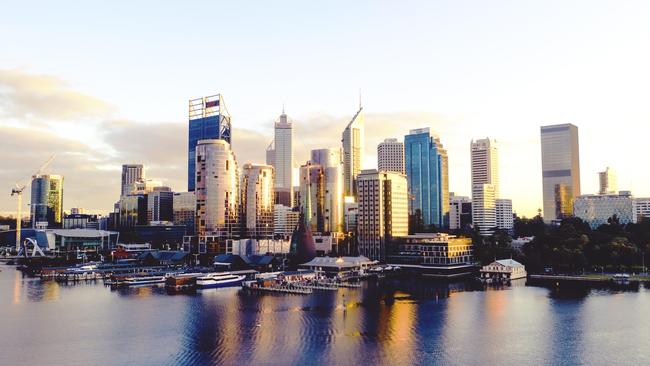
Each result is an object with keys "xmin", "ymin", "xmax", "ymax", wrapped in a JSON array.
[{"xmin": 10, "ymin": 155, "xmax": 55, "ymax": 252}]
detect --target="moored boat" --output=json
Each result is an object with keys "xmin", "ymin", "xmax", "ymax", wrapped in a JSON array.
[
  {"xmin": 115, "ymin": 275, "xmax": 165, "ymax": 287},
  {"xmin": 165, "ymin": 273, "xmax": 200, "ymax": 291},
  {"xmin": 196, "ymin": 273, "xmax": 245, "ymax": 289}
]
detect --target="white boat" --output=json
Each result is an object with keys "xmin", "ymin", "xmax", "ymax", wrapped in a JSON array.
[
  {"xmin": 119, "ymin": 275, "xmax": 166, "ymax": 286},
  {"xmin": 196, "ymin": 273, "xmax": 246, "ymax": 289}
]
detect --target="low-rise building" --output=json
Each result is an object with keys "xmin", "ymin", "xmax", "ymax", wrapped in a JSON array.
[
  {"xmin": 299, "ymin": 256, "xmax": 377, "ymax": 278},
  {"xmin": 573, "ymin": 191, "xmax": 634, "ymax": 229},
  {"xmin": 480, "ymin": 259, "xmax": 527, "ymax": 281},
  {"xmin": 386, "ymin": 233, "xmax": 475, "ymax": 277}
]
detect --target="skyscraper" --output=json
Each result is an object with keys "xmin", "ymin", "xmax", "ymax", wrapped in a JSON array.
[
  {"xmin": 121, "ymin": 164, "xmax": 144, "ymax": 197},
  {"xmin": 147, "ymin": 187, "xmax": 173, "ymax": 223},
  {"xmin": 356, "ymin": 169, "xmax": 408, "ymax": 261},
  {"xmin": 404, "ymin": 128, "xmax": 449, "ymax": 228},
  {"xmin": 377, "ymin": 138, "xmax": 405, "ymax": 174},
  {"xmin": 30, "ymin": 174, "xmax": 64, "ymax": 228},
  {"xmin": 540, "ymin": 124, "xmax": 581, "ymax": 222},
  {"xmin": 173, "ymin": 192, "xmax": 196, "ymax": 235},
  {"xmin": 271, "ymin": 110, "xmax": 293, "ymax": 206},
  {"xmin": 599, "ymin": 167, "xmax": 617, "ymax": 195},
  {"xmin": 241, "ymin": 163, "xmax": 275, "ymax": 239},
  {"xmin": 195, "ymin": 139, "xmax": 239, "ymax": 239},
  {"xmin": 449, "ymin": 193, "xmax": 472, "ymax": 231},
  {"xmin": 188, "ymin": 94, "xmax": 231, "ymax": 192},
  {"xmin": 310, "ymin": 148, "xmax": 344, "ymax": 233},
  {"xmin": 496, "ymin": 198, "xmax": 514, "ymax": 233},
  {"xmin": 299, "ymin": 161, "xmax": 325, "ymax": 233},
  {"xmin": 342, "ymin": 106, "xmax": 364, "ymax": 197},
  {"xmin": 471, "ymin": 138, "xmax": 499, "ymax": 236}
]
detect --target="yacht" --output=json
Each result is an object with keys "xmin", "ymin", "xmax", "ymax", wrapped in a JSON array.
[{"xmin": 196, "ymin": 273, "xmax": 246, "ymax": 289}]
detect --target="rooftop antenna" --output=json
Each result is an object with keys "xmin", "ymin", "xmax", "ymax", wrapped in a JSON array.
[
  {"xmin": 358, "ymin": 89, "xmax": 362, "ymax": 109},
  {"xmin": 282, "ymin": 103, "xmax": 285, "ymax": 115}
]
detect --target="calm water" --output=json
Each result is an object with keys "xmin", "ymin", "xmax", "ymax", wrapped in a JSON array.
[{"xmin": 1, "ymin": 265, "xmax": 650, "ymax": 366}]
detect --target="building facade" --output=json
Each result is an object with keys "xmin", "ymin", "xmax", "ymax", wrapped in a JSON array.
[
  {"xmin": 271, "ymin": 111, "xmax": 294, "ymax": 206},
  {"xmin": 273, "ymin": 204, "xmax": 300, "ymax": 238},
  {"xmin": 496, "ymin": 198, "xmax": 514, "ymax": 232},
  {"xmin": 449, "ymin": 194, "xmax": 472, "ymax": 231},
  {"xmin": 377, "ymin": 138, "xmax": 405, "ymax": 174},
  {"xmin": 310, "ymin": 148, "xmax": 344, "ymax": 233},
  {"xmin": 404, "ymin": 128, "xmax": 449, "ymax": 229},
  {"xmin": 356, "ymin": 169, "xmax": 408, "ymax": 261},
  {"xmin": 599, "ymin": 167, "xmax": 617, "ymax": 195},
  {"xmin": 573, "ymin": 192, "xmax": 634, "ymax": 229},
  {"xmin": 299, "ymin": 162, "xmax": 325, "ymax": 233},
  {"xmin": 188, "ymin": 94, "xmax": 231, "ymax": 192},
  {"xmin": 540, "ymin": 124, "xmax": 581, "ymax": 222},
  {"xmin": 195, "ymin": 139, "xmax": 240, "ymax": 239},
  {"xmin": 30, "ymin": 174, "xmax": 64, "ymax": 228},
  {"xmin": 241, "ymin": 163, "xmax": 275, "ymax": 239},
  {"xmin": 344, "ymin": 198, "xmax": 359, "ymax": 233},
  {"xmin": 471, "ymin": 138, "xmax": 499, "ymax": 236},
  {"xmin": 634, "ymin": 198, "xmax": 650, "ymax": 223},
  {"xmin": 386, "ymin": 233, "xmax": 474, "ymax": 277},
  {"xmin": 121, "ymin": 164, "xmax": 144, "ymax": 197},
  {"xmin": 173, "ymin": 192, "xmax": 196, "ymax": 235},
  {"xmin": 342, "ymin": 107, "xmax": 364, "ymax": 197},
  {"xmin": 147, "ymin": 188, "xmax": 174, "ymax": 223}
]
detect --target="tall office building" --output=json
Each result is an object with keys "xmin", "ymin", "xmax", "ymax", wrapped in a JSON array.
[
  {"xmin": 147, "ymin": 187, "xmax": 173, "ymax": 223},
  {"xmin": 195, "ymin": 139, "xmax": 240, "ymax": 238},
  {"xmin": 121, "ymin": 164, "xmax": 144, "ymax": 197},
  {"xmin": 599, "ymin": 167, "xmax": 617, "ymax": 195},
  {"xmin": 449, "ymin": 193, "xmax": 472, "ymax": 231},
  {"xmin": 404, "ymin": 128, "xmax": 449, "ymax": 228},
  {"xmin": 188, "ymin": 94, "xmax": 231, "ymax": 192},
  {"xmin": 173, "ymin": 192, "xmax": 196, "ymax": 235},
  {"xmin": 377, "ymin": 138, "xmax": 405, "ymax": 174},
  {"xmin": 30, "ymin": 174, "xmax": 64, "ymax": 228},
  {"xmin": 342, "ymin": 106, "xmax": 364, "ymax": 197},
  {"xmin": 310, "ymin": 148, "xmax": 344, "ymax": 233},
  {"xmin": 241, "ymin": 163, "xmax": 275, "ymax": 239},
  {"xmin": 496, "ymin": 198, "xmax": 514, "ymax": 232},
  {"xmin": 471, "ymin": 138, "xmax": 499, "ymax": 236},
  {"xmin": 634, "ymin": 198, "xmax": 650, "ymax": 223},
  {"xmin": 356, "ymin": 169, "xmax": 408, "ymax": 261},
  {"xmin": 270, "ymin": 110, "xmax": 294, "ymax": 206},
  {"xmin": 273, "ymin": 204, "xmax": 300, "ymax": 238},
  {"xmin": 299, "ymin": 162, "xmax": 325, "ymax": 233},
  {"xmin": 541, "ymin": 124, "xmax": 581, "ymax": 222}
]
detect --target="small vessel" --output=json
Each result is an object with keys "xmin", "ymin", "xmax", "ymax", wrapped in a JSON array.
[
  {"xmin": 196, "ymin": 273, "xmax": 245, "ymax": 289},
  {"xmin": 117, "ymin": 275, "xmax": 165, "ymax": 287}
]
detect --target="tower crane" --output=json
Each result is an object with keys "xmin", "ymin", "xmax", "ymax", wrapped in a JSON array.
[{"xmin": 10, "ymin": 155, "xmax": 55, "ymax": 252}]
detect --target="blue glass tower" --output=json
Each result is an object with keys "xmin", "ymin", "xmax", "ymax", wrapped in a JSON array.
[
  {"xmin": 404, "ymin": 128, "xmax": 449, "ymax": 228},
  {"xmin": 188, "ymin": 94, "xmax": 231, "ymax": 191}
]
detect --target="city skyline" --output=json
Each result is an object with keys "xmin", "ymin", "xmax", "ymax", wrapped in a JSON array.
[{"xmin": 3, "ymin": 1, "xmax": 650, "ymax": 218}]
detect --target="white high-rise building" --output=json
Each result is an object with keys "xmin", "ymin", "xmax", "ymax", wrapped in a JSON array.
[
  {"xmin": 272, "ymin": 110, "xmax": 293, "ymax": 206},
  {"xmin": 449, "ymin": 194, "xmax": 472, "ymax": 231},
  {"xmin": 310, "ymin": 148, "xmax": 344, "ymax": 233},
  {"xmin": 541, "ymin": 124, "xmax": 581, "ymax": 222},
  {"xmin": 377, "ymin": 138, "xmax": 405, "ymax": 174},
  {"xmin": 121, "ymin": 164, "xmax": 144, "ymax": 197},
  {"xmin": 574, "ymin": 192, "xmax": 634, "ymax": 229},
  {"xmin": 496, "ymin": 198, "xmax": 514, "ymax": 232},
  {"xmin": 599, "ymin": 167, "xmax": 617, "ymax": 195},
  {"xmin": 241, "ymin": 163, "xmax": 275, "ymax": 239},
  {"xmin": 471, "ymin": 138, "xmax": 499, "ymax": 236},
  {"xmin": 342, "ymin": 106, "xmax": 364, "ymax": 197},
  {"xmin": 356, "ymin": 169, "xmax": 408, "ymax": 261},
  {"xmin": 634, "ymin": 198, "xmax": 650, "ymax": 223},
  {"xmin": 273, "ymin": 204, "xmax": 300, "ymax": 238},
  {"xmin": 195, "ymin": 139, "xmax": 240, "ymax": 239}
]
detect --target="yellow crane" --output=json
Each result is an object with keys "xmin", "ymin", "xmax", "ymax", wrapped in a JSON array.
[{"xmin": 10, "ymin": 155, "xmax": 55, "ymax": 252}]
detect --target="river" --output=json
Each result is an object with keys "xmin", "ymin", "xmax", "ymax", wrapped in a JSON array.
[{"xmin": 1, "ymin": 265, "xmax": 649, "ymax": 366}]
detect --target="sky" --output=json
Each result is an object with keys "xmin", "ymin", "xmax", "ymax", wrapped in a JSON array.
[{"xmin": 2, "ymin": 0, "xmax": 650, "ymax": 218}]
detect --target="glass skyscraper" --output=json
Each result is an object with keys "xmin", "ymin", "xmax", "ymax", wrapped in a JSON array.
[
  {"xmin": 404, "ymin": 128, "xmax": 449, "ymax": 228},
  {"xmin": 30, "ymin": 174, "xmax": 64, "ymax": 228},
  {"xmin": 188, "ymin": 94, "xmax": 231, "ymax": 192}
]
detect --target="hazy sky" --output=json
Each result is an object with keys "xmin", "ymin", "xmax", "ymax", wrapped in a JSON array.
[{"xmin": 2, "ymin": 0, "xmax": 650, "ymax": 217}]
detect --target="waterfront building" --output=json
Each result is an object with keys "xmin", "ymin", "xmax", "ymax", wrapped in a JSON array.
[
  {"xmin": 270, "ymin": 110, "xmax": 294, "ymax": 206},
  {"xmin": 471, "ymin": 138, "xmax": 498, "ymax": 235},
  {"xmin": 540, "ymin": 124, "xmax": 581, "ymax": 222},
  {"xmin": 377, "ymin": 138, "xmax": 405, "ymax": 174},
  {"xmin": 195, "ymin": 139, "xmax": 240, "ymax": 242},
  {"xmin": 273, "ymin": 204, "xmax": 300, "ymax": 238},
  {"xmin": 241, "ymin": 163, "xmax": 275, "ymax": 239},
  {"xmin": 299, "ymin": 162, "xmax": 325, "ymax": 233},
  {"xmin": 63, "ymin": 214, "xmax": 99, "ymax": 230},
  {"xmin": 188, "ymin": 94, "xmax": 231, "ymax": 192},
  {"xmin": 386, "ymin": 233, "xmax": 474, "ymax": 277},
  {"xmin": 121, "ymin": 164, "xmax": 144, "ymax": 197},
  {"xmin": 599, "ymin": 167, "xmax": 617, "ymax": 195},
  {"xmin": 147, "ymin": 188, "xmax": 174, "ymax": 223},
  {"xmin": 634, "ymin": 198, "xmax": 650, "ymax": 223},
  {"xmin": 30, "ymin": 174, "xmax": 64, "ymax": 228},
  {"xmin": 342, "ymin": 106, "xmax": 364, "ymax": 197},
  {"xmin": 310, "ymin": 148, "xmax": 344, "ymax": 233},
  {"xmin": 404, "ymin": 128, "xmax": 449, "ymax": 228},
  {"xmin": 173, "ymin": 192, "xmax": 196, "ymax": 235},
  {"xmin": 26, "ymin": 228, "xmax": 118, "ymax": 251},
  {"xmin": 496, "ymin": 198, "xmax": 514, "ymax": 233},
  {"xmin": 344, "ymin": 197, "xmax": 359, "ymax": 233},
  {"xmin": 299, "ymin": 255, "xmax": 376, "ymax": 278},
  {"xmin": 449, "ymin": 193, "xmax": 472, "ymax": 231},
  {"xmin": 312, "ymin": 232, "xmax": 344, "ymax": 256},
  {"xmin": 356, "ymin": 169, "xmax": 408, "ymax": 261},
  {"xmin": 479, "ymin": 259, "xmax": 527, "ymax": 281},
  {"xmin": 134, "ymin": 223, "xmax": 187, "ymax": 249},
  {"xmin": 573, "ymin": 191, "xmax": 634, "ymax": 229}
]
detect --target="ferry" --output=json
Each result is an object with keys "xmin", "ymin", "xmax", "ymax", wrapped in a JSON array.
[
  {"xmin": 116, "ymin": 275, "xmax": 165, "ymax": 287},
  {"xmin": 196, "ymin": 273, "xmax": 246, "ymax": 289}
]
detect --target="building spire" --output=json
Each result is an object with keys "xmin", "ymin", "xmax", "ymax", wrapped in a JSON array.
[
  {"xmin": 358, "ymin": 89, "xmax": 362, "ymax": 109},
  {"xmin": 282, "ymin": 103, "xmax": 285, "ymax": 115}
]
